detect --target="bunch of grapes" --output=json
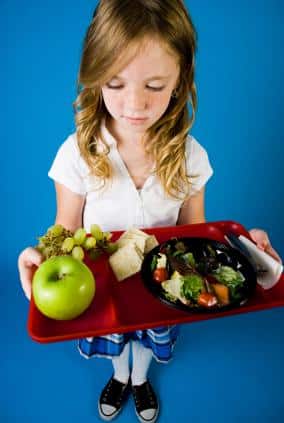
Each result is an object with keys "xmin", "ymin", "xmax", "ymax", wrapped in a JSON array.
[{"xmin": 35, "ymin": 224, "xmax": 118, "ymax": 261}]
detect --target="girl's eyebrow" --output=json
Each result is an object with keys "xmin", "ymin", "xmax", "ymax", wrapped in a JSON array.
[{"xmin": 112, "ymin": 75, "xmax": 170, "ymax": 81}]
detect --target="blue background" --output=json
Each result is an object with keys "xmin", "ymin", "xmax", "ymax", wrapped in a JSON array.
[{"xmin": 1, "ymin": 0, "xmax": 283, "ymax": 422}]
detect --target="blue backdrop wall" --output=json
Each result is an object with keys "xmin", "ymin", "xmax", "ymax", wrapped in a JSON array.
[{"xmin": 1, "ymin": 1, "xmax": 283, "ymax": 422}]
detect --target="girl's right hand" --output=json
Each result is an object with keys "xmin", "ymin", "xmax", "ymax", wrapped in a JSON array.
[{"xmin": 18, "ymin": 247, "xmax": 44, "ymax": 300}]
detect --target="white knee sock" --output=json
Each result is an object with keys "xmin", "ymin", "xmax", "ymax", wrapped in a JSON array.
[
  {"xmin": 112, "ymin": 342, "xmax": 130, "ymax": 384},
  {"xmin": 131, "ymin": 340, "xmax": 153, "ymax": 386}
]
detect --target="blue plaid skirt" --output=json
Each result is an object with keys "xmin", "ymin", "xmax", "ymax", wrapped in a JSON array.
[{"xmin": 78, "ymin": 325, "xmax": 179, "ymax": 363}]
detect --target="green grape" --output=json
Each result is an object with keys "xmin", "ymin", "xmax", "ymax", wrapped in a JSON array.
[
  {"xmin": 72, "ymin": 246, "xmax": 85, "ymax": 261},
  {"xmin": 47, "ymin": 224, "xmax": 64, "ymax": 237},
  {"xmin": 83, "ymin": 236, "xmax": 97, "ymax": 250},
  {"xmin": 73, "ymin": 228, "xmax": 87, "ymax": 245},
  {"xmin": 90, "ymin": 224, "xmax": 104, "ymax": 241},
  {"xmin": 62, "ymin": 237, "xmax": 75, "ymax": 253},
  {"xmin": 104, "ymin": 242, "xmax": 118, "ymax": 254}
]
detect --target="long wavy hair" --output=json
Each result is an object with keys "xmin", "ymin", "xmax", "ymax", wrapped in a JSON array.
[{"xmin": 74, "ymin": 0, "xmax": 197, "ymax": 199}]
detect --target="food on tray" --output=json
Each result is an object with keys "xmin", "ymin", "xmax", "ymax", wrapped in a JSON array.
[
  {"xmin": 35, "ymin": 224, "xmax": 117, "ymax": 261},
  {"xmin": 109, "ymin": 228, "xmax": 158, "ymax": 281},
  {"xmin": 109, "ymin": 242, "xmax": 144, "ymax": 281},
  {"xmin": 146, "ymin": 238, "xmax": 251, "ymax": 310},
  {"xmin": 210, "ymin": 283, "xmax": 229, "ymax": 305},
  {"xmin": 145, "ymin": 235, "xmax": 160, "ymax": 254},
  {"xmin": 32, "ymin": 255, "xmax": 95, "ymax": 320},
  {"xmin": 116, "ymin": 227, "xmax": 147, "ymax": 252}
]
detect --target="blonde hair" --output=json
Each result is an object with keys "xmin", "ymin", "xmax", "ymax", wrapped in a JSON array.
[{"xmin": 74, "ymin": 0, "xmax": 197, "ymax": 199}]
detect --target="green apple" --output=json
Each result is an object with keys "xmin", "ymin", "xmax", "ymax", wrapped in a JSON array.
[{"xmin": 32, "ymin": 255, "xmax": 95, "ymax": 320}]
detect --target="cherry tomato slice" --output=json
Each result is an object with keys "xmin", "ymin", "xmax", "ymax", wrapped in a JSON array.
[
  {"xmin": 197, "ymin": 292, "xmax": 218, "ymax": 307},
  {"xmin": 153, "ymin": 268, "xmax": 169, "ymax": 283}
]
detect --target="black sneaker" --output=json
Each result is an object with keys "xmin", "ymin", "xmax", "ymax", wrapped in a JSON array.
[
  {"xmin": 98, "ymin": 376, "xmax": 130, "ymax": 421},
  {"xmin": 132, "ymin": 380, "xmax": 159, "ymax": 423}
]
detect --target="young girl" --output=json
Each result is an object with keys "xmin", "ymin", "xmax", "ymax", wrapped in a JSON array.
[{"xmin": 18, "ymin": 1, "xmax": 282, "ymax": 422}]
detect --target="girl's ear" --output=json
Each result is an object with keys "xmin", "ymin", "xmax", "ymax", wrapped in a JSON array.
[{"xmin": 171, "ymin": 88, "xmax": 179, "ymax": 98}]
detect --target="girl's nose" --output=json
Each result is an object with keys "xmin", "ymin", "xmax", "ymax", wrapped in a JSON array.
[{"xmin": 127, "ymin": 88, "xmax": 147, "ymax": 111}]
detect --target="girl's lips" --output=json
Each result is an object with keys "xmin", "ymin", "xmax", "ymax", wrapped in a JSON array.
[{"xmin": 125, "ymin": 116, "xmax": 148, "ymax": 122}]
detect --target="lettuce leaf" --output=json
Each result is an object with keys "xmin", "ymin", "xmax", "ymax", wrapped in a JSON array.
[
  {"xmin": 181, "ymin": 274, "xmax": 204, "ymax": 301},
  {"xmin": 213, "ymin": 265, "xmax": 245, "ymax": 288},
  {"xmin": 182, "ymin": 252, "xmax": 196, "ymax": 268}
]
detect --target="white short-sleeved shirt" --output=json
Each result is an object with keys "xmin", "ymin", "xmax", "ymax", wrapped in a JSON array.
[{"xmin": 48, "ymin": 122, "xmax": 213, "ymax": 232}]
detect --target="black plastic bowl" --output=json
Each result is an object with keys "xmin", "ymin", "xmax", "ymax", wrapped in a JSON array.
[{"xmin": 140, "ymin": 237, "xmax": 257, "ymax": 313}]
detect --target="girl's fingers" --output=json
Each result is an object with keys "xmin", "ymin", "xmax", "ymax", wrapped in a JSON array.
[
  {"xmin": 249, "ymin": 228, "xmax": 269, "ymax": 247},
  {"xmin": 18, "ymin": 248, "xmax": 44, "ymax": 300},
  {"xmin": 18, "ymin": 265, "xmax": 35, "ymax": 300},
  {"xmin": 264, "ymin": 244, "xmax": 282, "ymax": 263},
  {"xmin": 249, "ymin": 229, "xmax": 282, "ymax": 263}
]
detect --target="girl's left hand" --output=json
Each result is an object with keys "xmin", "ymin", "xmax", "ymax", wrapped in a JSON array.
[{"xmin": 249, "ymin": 228, "xmax": 282, "ymax": 263}]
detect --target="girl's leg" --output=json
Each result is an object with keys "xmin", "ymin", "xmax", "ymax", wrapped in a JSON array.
[
  {"xmin": 131, "ymin": 340, "xmax": 153, "ymax": 385},
  {"xmin": 99, "ymin": 343, "xmax": 131, "ymax": 421},
  {"xmin": 131, "ymin": 341, "xmax": 159, "ymax": 423},
  {"xmin": 112, "ymin": 341, "xmax": 131, "ymax": 384}
]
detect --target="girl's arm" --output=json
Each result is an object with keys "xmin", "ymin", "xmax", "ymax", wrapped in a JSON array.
[
  {"xmin": 54, "ymin": 182, "xmax": 86, "ymax": 231},
  {"xmin": 177, "ymin": 187, "xmax": 206, "ymax": 225},
  {"xmin": 18, "ymin": 182, "xmax": 86, "ymax": 299}
]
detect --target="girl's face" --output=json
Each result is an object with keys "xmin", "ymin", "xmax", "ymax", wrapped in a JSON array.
[{"xmin": 101, "ymin": 38, "xmax": 180, "ymax": 136}]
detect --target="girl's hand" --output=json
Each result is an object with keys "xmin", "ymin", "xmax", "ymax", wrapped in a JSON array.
[
  {"xmin": 249, "ymin": 229, "xmax": 282, "ymax": 263},
  {"xmin": 18, "ymin": 247, "xmax": 44, "ymax": 300}
]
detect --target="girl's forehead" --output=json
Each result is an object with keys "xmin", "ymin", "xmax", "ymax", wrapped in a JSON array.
[{"xmin": 111, "ymin": 37, "xmax": 179, "ymax": 80}]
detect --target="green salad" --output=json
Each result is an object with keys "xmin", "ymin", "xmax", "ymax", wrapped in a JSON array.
[{"xmin": 151, "ymin": 240, "xmax": 246, "ymax": 309}]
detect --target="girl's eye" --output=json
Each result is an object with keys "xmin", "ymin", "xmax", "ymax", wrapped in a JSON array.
[
  {"xmin": 147, "ymin": 86, "xmax": 165, "ymax": 91},
  {"xmin": 106, "ymin": 85, "xmax": 123, "ymax": 89},
  {"xmin": 106, "ymin": 84, "xmax": 165, "ymax": 91}
]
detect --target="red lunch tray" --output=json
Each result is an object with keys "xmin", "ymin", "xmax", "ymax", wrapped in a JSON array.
[{"xmin": 28, "ymin": 220, "xmax": 284, "ymax": 343}]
